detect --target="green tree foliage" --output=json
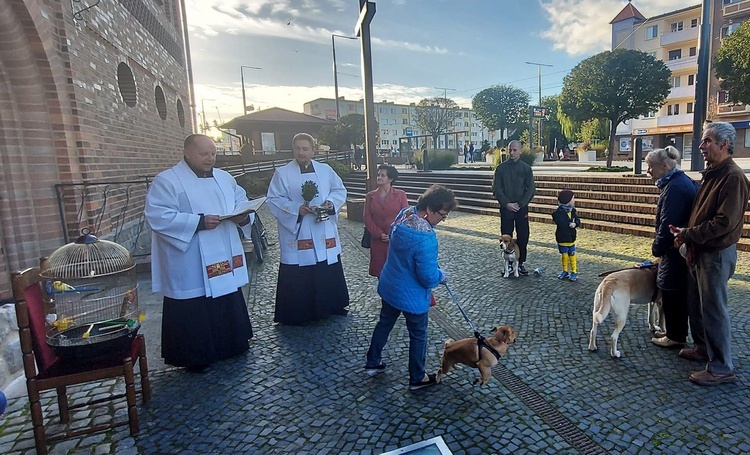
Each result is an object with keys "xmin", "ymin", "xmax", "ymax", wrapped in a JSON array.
[
  {"xmin": 414, "ymin": 97, "xmax": 461, "ymax": 148},
  {"xmin": 579, "ymin": 118, "xmax": 610, "ymax": 146},
  {"xmin": 472, "ymin": 85, "xmax": 530, "ymax": 146},
  {"xmin": 541, "ymin": 95, "xmax": 568, "ymax": 152},
  {"xmin": 560, "ymin": 49, "xmax": 671, "ymax": 167},
  {"xmin": 715, "ymin": 21, "xmax": 750, "ymax": 105},
  {"xmin": 318, "ymin": 113, "xmax": 373, "ymax": 151}
]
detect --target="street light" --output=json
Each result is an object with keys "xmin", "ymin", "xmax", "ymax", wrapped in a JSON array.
[
  {"xmin": 434, "ymin": 87, "xmax": 455, "ymax": 148},
  {"xmin": 525, "ymin": 61, "xmax": 552, "ymax": 147},
  {"xmin": 200, "ymin": 98, "xmax": 215, "ymax": 134},
  {"xmin": 332, "ymin": 34, "xmax": 357, "ymax": 120},
  {"xmin": 240, "ymin": 65, "xmax": 262, "ymax": 115}
]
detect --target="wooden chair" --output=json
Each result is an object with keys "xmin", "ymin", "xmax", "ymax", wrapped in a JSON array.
[{"xmin": 12, "ymin": 267, "xmax": 151, "ymax": 455}]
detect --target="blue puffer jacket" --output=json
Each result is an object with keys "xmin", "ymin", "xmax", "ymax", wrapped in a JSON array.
[
  {"xmin": 652, "ymin": 168, "xmax": 698, "ymax": 289},
  {"xmin": 378, "ymin": 207, "xmax": 445, "ymax": 315}
]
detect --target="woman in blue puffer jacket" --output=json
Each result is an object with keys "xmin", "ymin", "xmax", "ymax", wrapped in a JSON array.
[{"xmin": 364, "ymin": 184, "xmax": 457, "ymax": 391}]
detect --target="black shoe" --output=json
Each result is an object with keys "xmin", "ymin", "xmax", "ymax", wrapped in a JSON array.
[
  {"xmin": 409, "ymin": 374, "xmax": 438, "ymax": 391},
  {"xmin": 364, "ymin": 363, "xmax": 386, "ymax": 376},
  {"xmin": 185, "ymin": 365, "xmax": 209, "ymax": 373},
  {"xmin": 518, "ymin": 264, "xmax": 529, "ymax": 276}
]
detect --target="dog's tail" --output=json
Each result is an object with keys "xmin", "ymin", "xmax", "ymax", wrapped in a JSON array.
[{"xmin": 592, "ymin": 280, "xmax": 615, "ymax": 324}]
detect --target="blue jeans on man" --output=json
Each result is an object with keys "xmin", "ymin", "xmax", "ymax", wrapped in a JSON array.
[
  {"xmin": 366, "ymin": 299, "xmax": 428, "ymax": 384},
  {"xmin": 687, "ymin": 245, "xmax": 736, "ymax": 375}
]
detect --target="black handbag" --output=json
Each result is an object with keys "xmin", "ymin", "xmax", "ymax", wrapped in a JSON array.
[{"xmin": 361, "ymin": 227, "xmax": 371, "ymax": 248}]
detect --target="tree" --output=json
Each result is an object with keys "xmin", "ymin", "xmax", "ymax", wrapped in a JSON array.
[
  {"xmin": 318, "ymin": 113, "xmax": 374, "ymax": 151},
  {"xmin": 472, "ymin": 85, "xmax": 530, "ymax": 146},
  {"xmin": 413, "ymin": 97, "xmax": 460, "ymax": 148},
  {"xmin": 714, "ymin": 20, "xmax": 750, "ymax": 106},
  {"xmin": 560, "ymin": 49, "xmax": 671, "ymax": 167},
  {"xmin": 541, "ymin": 95, "xmax": 568, "ymax": 154}
]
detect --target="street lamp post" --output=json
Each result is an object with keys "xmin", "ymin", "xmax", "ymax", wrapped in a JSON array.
[
  {"xmin": 240, "ymin": 65, "xmax": 261, "ymax": 116},
  {"xmin": 200, "ymin": 98, "xmax": 215, "ymax": 134},
  {"xmin": 525, "ymin": 61, "xmax": 552, "ymax": 148},
  {"xmin": 331, "ymin": 34, "xmax": 357, "ymax": 121}
]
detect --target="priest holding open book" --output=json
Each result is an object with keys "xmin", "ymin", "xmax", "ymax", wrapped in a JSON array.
[
  {"xmin": 267, "ymin": 132, "xmax": 350, "ymax": 325},
  {"xmin": 145, "ymin": 134, "xmax": 255, "ymax": 372}
]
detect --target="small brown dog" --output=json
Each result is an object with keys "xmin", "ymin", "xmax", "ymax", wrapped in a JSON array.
[
  {"xmin": 499, "ymin": 235, "xmax": 520, "ymax": 278},
  {"xmin": 436, "ymin": 325, "xmax": 518, "ymax": 386}
]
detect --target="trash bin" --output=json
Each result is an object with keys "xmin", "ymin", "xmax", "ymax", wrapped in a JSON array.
[{"xmin": 346, "ymin": 198, "xmax": 365, "ymax": 222}]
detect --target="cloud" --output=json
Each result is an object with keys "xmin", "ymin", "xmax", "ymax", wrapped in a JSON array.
[
  {"xmin": 539, "ymin": 0, "xmax": 703, "ymax": 56},
  {"xmin": 186, "ymin": 0, "xmax": 449, "ymax": 55}
]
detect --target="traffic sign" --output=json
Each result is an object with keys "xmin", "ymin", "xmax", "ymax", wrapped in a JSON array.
[
  {"xmin": 530, "ymin": 106, "xmax": 549, "ymax": 119},
  {"xmin": 405, "ymin": 127, "xmax": 413, "ymax": 137}
]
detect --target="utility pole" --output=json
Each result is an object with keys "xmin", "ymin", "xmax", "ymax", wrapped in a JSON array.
[
  {"xmin": 525, "ymin": 61, "xmax": 552, "ymax": 148},
  {"xmin": 240, "ymin": 66, "xmax": 261, "ymax": 116},
  {"xmin": 434, "ymin": 87, "xmax": 455, "ymax": 148},
  {"xmin": 690, "ymin": 0, "xmax": 711, "ymax": 172},
  {"xmin": 355, "ymin": 0, "xmax": 377, "ymax": 190},
  {"xmin": 332, "ymin": 34, "xmax": 358, "ymax": 121}
]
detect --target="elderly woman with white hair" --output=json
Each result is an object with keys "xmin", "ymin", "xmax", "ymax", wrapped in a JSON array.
[{"xmin": 645, "ymin": 145, "xmax": 697, "ymax": 349}]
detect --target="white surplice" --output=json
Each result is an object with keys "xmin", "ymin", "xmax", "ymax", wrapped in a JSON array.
[
  {"xmin": 267, "ymin": 160, "xmax": 347, "ymax": 266},
  {"xmin": 145, "ymin": 160, "xmax": 254, "ymax": 299}
]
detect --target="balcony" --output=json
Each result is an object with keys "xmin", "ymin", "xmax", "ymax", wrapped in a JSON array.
[
  {"xmin": 717, "ymin": 103, "xmax": 750, "ymax": 116},
  {"xmin": 724, "ymin": 0, "xmax": 750, "ymax": 18},
  {"xmin": 665, "ymin": 55, "xmax": 697, "ymax": 72},
  {"xmin": 668, "ymin": 85, "xmax": 695, "ymax": 99},
  {"xmin": 660, "ymin": 26, "xmax": 699, "ymax": 46},
  {"xmin": 657, "ymin": 113, "xmax": 693, "ymax": 127}
]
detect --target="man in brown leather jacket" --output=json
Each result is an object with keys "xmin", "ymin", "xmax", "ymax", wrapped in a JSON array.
[{"xmin": 671, "ymin": 122, "xmax": 750, "ymax": 386}]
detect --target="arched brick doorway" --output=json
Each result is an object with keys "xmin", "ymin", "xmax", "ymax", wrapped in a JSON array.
[{"xmin": 0, "ymin": 0, "xmax": 71, "ymax": 299}]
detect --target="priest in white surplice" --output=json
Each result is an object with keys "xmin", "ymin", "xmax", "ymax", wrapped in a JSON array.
[
  {"xmin": 267, "ymin": 133, "xmax": 350, "ymax": 325},
  {"xmin": 145, "ymin": 134, "xmax": 254, "ymax": 372}
]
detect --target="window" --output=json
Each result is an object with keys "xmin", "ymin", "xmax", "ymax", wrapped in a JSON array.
[
  {"xmin": 176, "ymin": 99, "xmax": 185, "ymax": 127},
  {"xmin": 402, "ymin": 108, "xmax": 408, "ymax": 114},
  {"xmin": 154, "ymin": 85, "xmax": 167, "ymax": 120},
  {"xmin": 117, "ymin": 62, "xmax": 137, "ymax": 107},
  {"xmin": 667, "ymin": 104, "xmax": 680, "ymax": 115},
  {"xmin": 464, "ymin": 112, "xmax": 469, "ymax": 118},
  {"xmin": 641, "ymin": 111, "xmax": 656, "ymax": 119},
  {"xmin": 464, "ymin": 122, "xmax": 469, "ymax": 127},
  {"xmin": 691, "ymin": 18, "xmax": 698, "ymax": 28},
  {"xmin": 402, "ymin": 118, "xmax": 408, "ymax": 124},
  {"xmin": 722, "ymin": 23, "xmax": 742, "ymax": 38},
  {"xmin": 391, "ymin": 108, "xmax": 396, "ymax": 114},
  {"xmin": 646, "ymin": 25, "xmax": 658, "ymax": 39},
  {"xmin": 745, "ymin": 130, "xmax": 750, "ymax": 148},
  {"xmin": 379, "ymin": 107, "xmax": 387, "ymax": 113},
  {"xmin": 688, "ymin": 74, "xmax": 695, "ymax": 85},
  {"xmin": 381, "ymin": 129, "xmax": 388, "ymax": 135},
  {"xmin": 671, "ymin": 76, "xmax": 681, "ymax": 88},
  {"xmin": 718, "ymin": 90, "xmax": 731, "ymax": 104},
  {"xmin": 687, "ymin": 102, "xmax": 694, "ymax": 113},
  {"xmin": 668, "ymin": 49, "xmax": 682, "ymax": 60},
  {"xmin": 671, "ymin": 21, "xmax": 683, "ymax": 32},
  {"xmin": 348, "ymin": 105, "xmax": 355, "ymax": 111},
  {"xmin": 689, "ymin": 47, "xmax": 696, "ymax": 56}
]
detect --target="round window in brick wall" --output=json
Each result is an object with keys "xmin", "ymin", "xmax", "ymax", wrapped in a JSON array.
[
  {"xmin": 117, "ymin": 63, "xmax": 137, "ymax": 107},
  {"xmin": 154, "ymin": 86, "xmax": 167, "ymax": 120},
  {"xmin": 176, "ymin": 99, "xmax": 186, "ymax": 128}
]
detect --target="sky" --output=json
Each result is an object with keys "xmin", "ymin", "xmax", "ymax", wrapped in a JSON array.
[{"xmin": 186, "ymin": 0, "xmax": 699, "ymax": 129}]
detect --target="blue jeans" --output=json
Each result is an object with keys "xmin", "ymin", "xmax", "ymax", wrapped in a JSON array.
[
  {"xmin": 686, "ymin": 245, "xmax": 736, "ymax": 374},
  {"xmin": 366, "ymin": 299, "xmax": 429, "ymax": 384}
]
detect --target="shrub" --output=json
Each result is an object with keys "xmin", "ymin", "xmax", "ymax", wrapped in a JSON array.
[
  {"xmin": 237, "ymin": 172, "xmax": 273, "ymax": 198},
  {"xmin": 327, "ymin": 159, "xmax": 353, "ymax": 179},
  {"xmin": 412, "ymin": 149, "xmax": 456, "ymax": 170},
  {"xmin": 493, "ymin": 150, "xmax": 536, "ymax": 169}
]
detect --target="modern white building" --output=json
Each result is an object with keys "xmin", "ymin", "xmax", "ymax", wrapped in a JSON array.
[
  {"xmin": 610, "ymin": 2, "xmax": 702, "ymax": 158},
  {"xmin": 303, "ymin": 97, "xmax": 498, "ymax": 152}
]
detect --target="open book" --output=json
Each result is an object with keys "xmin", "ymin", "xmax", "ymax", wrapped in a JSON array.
[{"xmin": 218, "ymin": 196, "xmax": 267, "ymax": 221}]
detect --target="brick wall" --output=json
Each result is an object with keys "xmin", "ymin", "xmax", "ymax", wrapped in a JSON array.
[{"xmin": 0, "ymin": 0, "xmax": 191, "ymax": 298}]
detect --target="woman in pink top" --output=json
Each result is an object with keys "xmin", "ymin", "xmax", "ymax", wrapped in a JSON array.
[{"xmin": 363, "ymin": 164, "xmax": 409, "ymax": 277}]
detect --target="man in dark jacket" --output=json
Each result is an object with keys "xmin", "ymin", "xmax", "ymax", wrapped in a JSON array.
[
  {"xmin": 671, "ymin": 122, "xmax": 750, "ymax": 386},
  {"xmin": 492, "ymin": 140, "xmax": 536, "ymax": 275}
]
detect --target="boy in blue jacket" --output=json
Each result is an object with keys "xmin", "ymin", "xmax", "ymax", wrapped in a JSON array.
[{"xmin": 553, "ymin": 189, "xmax": 581, "ymax": 281}]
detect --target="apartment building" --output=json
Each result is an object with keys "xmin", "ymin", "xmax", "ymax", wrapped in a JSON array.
[
  {"xmin": 709, "ymin": 0, "xmax": 750, "ymax": 157},
  {"xmin": 611, "ymin": 3, "xmax": 702, "ymax": 158},
  {"xmin": 304, "ymin": 98, "xmax": 494, "ymax": 152}
]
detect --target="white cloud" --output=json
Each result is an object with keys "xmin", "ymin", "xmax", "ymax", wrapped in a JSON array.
[{"xmin": 540, "ymin": 0, "xmax": 703, "ymax": 56}]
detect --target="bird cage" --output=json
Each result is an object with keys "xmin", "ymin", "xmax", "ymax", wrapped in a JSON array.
[{"xmin": 40, "ymin": 228, "xmax": 142, "ymax": 363}]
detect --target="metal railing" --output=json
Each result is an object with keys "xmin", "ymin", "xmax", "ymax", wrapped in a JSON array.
[
  {"xmin": 224, "ymin": 150, "xmax": 352, "ymax": 178},
  {"xmin": 55, "ymin": 178, "xmax": 152, "ymax": 257}
]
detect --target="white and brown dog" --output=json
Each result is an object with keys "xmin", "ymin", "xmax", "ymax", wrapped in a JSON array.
[
  {"xmin": 436, "ymin": 325, "xmax": 518, "ymax": 386},
  {"xmin": 588, "ymin": 264, "xmax": 662, "ymax": 358},
  {"xmin": 499, "ymin": 234, "xmax": 520, "ymax": 278}
]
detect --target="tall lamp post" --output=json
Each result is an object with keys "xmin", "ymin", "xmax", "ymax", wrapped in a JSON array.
[
  {"xmin": 240, "ymin": 65, "xmax": 262, "ymax": 115},
  {"xmin": 200, "ymin": 98, "xmax": 215, "ymax": 134},
  {"xmin": 525, "ymin": 61, "xmax": 552, "ymax": 148},
  {"xmin": 332, "ymin": 34, "xmax": 357, "ymax": 120}
]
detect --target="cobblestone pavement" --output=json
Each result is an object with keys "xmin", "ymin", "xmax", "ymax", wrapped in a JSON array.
[{"xmin": 2, "ymin": 207, "xmax": 750, "ymax": 454}]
